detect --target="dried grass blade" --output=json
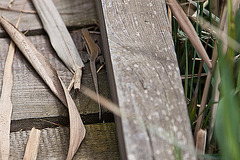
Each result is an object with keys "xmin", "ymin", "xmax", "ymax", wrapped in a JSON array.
[
  {"xmin": 81, "ymin": 85, "xmax": 121, "ymax": 117},
  {"xmin": 32, "ymin": 0, "xmax": 84, "ymax": 90},
  {"xmin": 0, "ymin": 41, "xmax": 14, "ymax": 160},
  {"xmin": 0, "ymin": 16, "xmax": 67, "ymax": 105},
  {"xmin": 194, "ymin": 70, "xmax": 212, "ymax": 139},
  {"xmin": 0, "ymin": 16, "xmax": 86, "ymax": 160},
  {"xmin": 166, "ymin": 0, "xmax": 212, "ymax": 70},
  {"xmin": 23, "ymin": 128, "xmax": 41, "ymax": 160},
  {"xmin": 0, "ymin": 3, "xmax": 25, "ymax": 158}
]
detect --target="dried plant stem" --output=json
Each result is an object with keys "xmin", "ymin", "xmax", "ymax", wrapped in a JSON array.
[
  {"xmin": 167, "ymin": 6, "xmax": 172, "ymax": 33},
  {"xmin": 196, "ymin": 129, "xmax": 207, "ymax": 155},
  {"xmin": 0, "ymin": 5, "xmax": 35, "ymax": 14},
  {"xmin": 194, "ymin": 70, "xmax": 212, "ymax": 139},
  {"xmin": 96, "ymin": 63, "xmax": 105, "ymax": 73},
  {"xmin": 0, "ymin": 1, "xmax": 26, "ymax": 159},
  {"xmin": 166, "ymin": 0, "xmax": 212, "ymax": 70},
  {"xmin": 192, "ymin": 0, "xmax": 208, "ymax": 17},
  {"xmin": 208, "ymin": 66, "xmax": 220, "ymax": 145},
  {"xmin": 23, "ymin": 128, "xmax": 41, "ymax": 160},
  {"xmin": 193, "ymin": 0, "xmax": 239, "ymax": 140},
  {"xmin": 81, "ymin": 86, "xmax": 121, "ymax": 117},
  {"xmin": 181, "ymin": 73, "xmax": 207, "ymax": 79},
  {"xmin": 194, "ymin": 37, "xmax": 215, "ymax": 139},
  {"xmin": 8, "ymin": 0, "xmax": 14, "ymax": 8}
]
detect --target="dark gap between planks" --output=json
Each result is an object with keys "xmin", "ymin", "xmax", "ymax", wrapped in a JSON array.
[
  {"xmin": 10, "ymin": 112, "xmax": 114, "ymax": 132},
  {"xmin": 0, "ymin": 24, "xmax": 98, "ymax": 38}
]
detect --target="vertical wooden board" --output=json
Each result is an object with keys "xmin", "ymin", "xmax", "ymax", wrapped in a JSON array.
[
  {"xmin": 97, "ymin": 0, "xmax": 196, "ymax": 159},
  {"xmin": 10, "ymin": 123, "xmax": 119, "ymax": 159},
  {"xmin": 0, "ymin": 0, "xmax": 97, "ymax": 35},
  {"xmin": 0, "ymin": 31, "xmax": 110, "ymax": 120}
]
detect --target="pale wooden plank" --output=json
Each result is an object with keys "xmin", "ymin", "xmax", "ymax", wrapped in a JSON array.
[
  {"xmin": 10, "ymin": 123, "xmax": 119, "ymax": 160},
  {"xmin": 0, "ymin": 31, "xmax": 109, "ymax": 120},
  {"xmin": 0, "ymin": 0, "xmax": 97, "ymax": 35},
  {"xmin": 96, "ymin": 0, "xmax": 196, "ymax": 159}
]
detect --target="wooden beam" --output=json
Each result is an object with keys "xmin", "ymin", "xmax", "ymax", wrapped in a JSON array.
[
  {"xmin": 0, "ymin": 31, "xmax": 110, "ymax": 120},
  {"xmin": 96, "ymin": 0, "xmax": 196, "ymax": 159},
  {"xmin": 0, "ymin": 0, "xmax": 97, "ymax": 35},
  {"xmin": 10, "ymin": 123, "xmax": 119, "ymax": 159}
]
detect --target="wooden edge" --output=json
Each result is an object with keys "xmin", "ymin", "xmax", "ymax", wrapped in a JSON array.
[
  {"xmin": 95, "ymin": 0, "xmax": 196, "ymax": 159},
  {"xmin": 196, "ymin": 129, "xmax": 207, "ymax": 155},
  {"xmin": 95, "ymin": 1, "xmax": 127, "ymax": 159}
]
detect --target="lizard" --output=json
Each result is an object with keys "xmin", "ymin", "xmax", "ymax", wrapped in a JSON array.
[{"xmin": 81, "ymin": 28, "xmax": 102, "ymax": 119}]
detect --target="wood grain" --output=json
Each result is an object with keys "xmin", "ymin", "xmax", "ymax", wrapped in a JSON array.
[
  {"xmin": 96, "ymin": 0, "xmax": 196, "ymax": 159},
  {"xmin": 10, "ymin": 123, "xmax": 119, "ymax": 160},
  {"xmin": 196, "ymin": 129, "xmax": 206, "ymax": 155},
  {"xmin": 0, "ymin": 31, "xmax": 110, "ymax": 120},
  {"xmin": 0, "ymin": 0, "xmax": 97, "ymax": 35}
]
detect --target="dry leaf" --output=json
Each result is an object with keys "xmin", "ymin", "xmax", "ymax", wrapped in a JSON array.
[
  {"xmin": 0, "ymin": 16, "xmax": 86, "ymax": 160},
  {"xmin": 0, "ymin": 2, "xmax": 26, "ymax": 158},
  {"xmin": 32, "ymin": 0, "xmax": 84, "ymax": 90},
  {"xmin": 0, "ymin": 41, "xmax": 15, "ymax": 159},
  {"xmin": 166, "ymin": 0, "xmax": 212, "ymax": 70},
  {"xmin": 23, "ymin": 128, "xmax": 41, "ymax": 160}
]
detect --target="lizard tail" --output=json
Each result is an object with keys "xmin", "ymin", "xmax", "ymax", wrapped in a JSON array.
[{"xmin": 90, "ymin": 61, "xmax": 101, "ymax": 120}]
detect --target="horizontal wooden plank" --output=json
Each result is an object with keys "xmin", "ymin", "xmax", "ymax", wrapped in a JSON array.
[
  {"xmin": 0, "ymin": 0, "xmax": 97, "ymax": 35},
  {"xmin": 0, "ymin": 31, "xmax": 110, "ymax": 120},
  {"xmin": 96, "ymin": 0, "xmax": 196, "ymax": 159},
  {"xmin": 10, "ymin": 123, "xmax": 119, "ymax": 159}
]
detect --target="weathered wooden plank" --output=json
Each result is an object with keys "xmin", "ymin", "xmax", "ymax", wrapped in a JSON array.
[
  {"xmin": 96, "ymin": 0, "xmax": 196, "ymax": 159},
  {"xmin": 10, "ymin": 123, "xmax": 119, "ymax": 160},
  {"xmin": 0, "ymin": 0, "xmax": 97, "ymax": 35},
  {"xmin": 0, "ymin": 31, "xmax": 110, "ymax": 120},
  {"xmin": 10, "ymin": 113, "xmax": 115, "ymax": 132}
]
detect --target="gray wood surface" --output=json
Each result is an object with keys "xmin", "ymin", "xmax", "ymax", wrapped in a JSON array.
[
  {"xmin": 10, "ymin": 123, "xmax": 119, "ymax": 160},
  {"xmin": 0, "ymin": 1, "xmax": 119, "ymax": 159},
  {"xmin": 0, "ymin": 0, "xmax": 97, "ymax": 35},
  {"xmin": 96, "ymin": 0, "xmax": 196, "ymax": 159},
  {"xmin": 0, "ymin": 31, "xmax": 110, "ymax": 120}
]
